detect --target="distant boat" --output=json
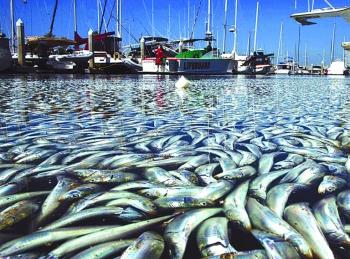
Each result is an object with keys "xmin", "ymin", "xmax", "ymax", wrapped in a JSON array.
[
  {"xmin": 0, "ymin": 33, "xmax": 12, "ymax": 72},
  {"xmin": 236, "ymin": 50, "xmax": 274, "ymax": 75},
  {"xmin": 274, "ymin": 57, "xmax": 298, "ymax": 75}
]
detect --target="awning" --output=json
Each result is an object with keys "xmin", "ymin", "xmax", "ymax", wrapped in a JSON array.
[{"xmin": 291, "ymin": 7, "xmax": 350, "ymax": 25}]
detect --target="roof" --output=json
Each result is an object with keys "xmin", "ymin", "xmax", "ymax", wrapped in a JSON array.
[{"xmin": 291, "ymin": 7, "xmax": 350, "ymax": 25}]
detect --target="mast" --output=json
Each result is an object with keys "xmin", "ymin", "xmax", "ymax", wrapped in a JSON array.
[
  {"xmin": 119, "ymin": 0, "xmax": 122, "ymax": 38},
  {"xmin": 168, "ymin": 3, "xmax": 171, "ymax": 39},
  {"xmin": 233, "ymin": 0, "xmax": 238, "ymax": 55},
  {"xmin": 253, "ymin": 0, "xmax": 259, "ymax": 52},
  {"xmin": 188, "ymin": 0, "xmax": 190, "ymax": 39},
  {"xmin": 48, "ymin": 0, "xmax": 59, "ymax": 37},
  {"xmin": 246, "ymin": 31, "xmax": 251, "ymax": 56},
  {"xmin": 97, "ymin": 0, "xmax": 100, "ymax": 32},
  {"xmin": 297, "ymin": 25, "xmax": 301, "ymax": 65},
  {"xmin": 304, "ymin": 44, "xmax": 307, "ymax": 67},
  {"xmin": 73, "ymin": 0, "xmax": 77, "ymax": 33},
  {"xmin": 277, "ymin": 22, "xmax": 283, "ymax": 64},
  {"xmin": 10, "ymin": 0, "xmax": 15, "ymax": 52},
  {"xmin": 152, "ymin": 0, "xmax": 155, "ymax": 36},
  {"xmin": 206, "ymin": 0, "xmax": 212, "ymax": 44},
  {"xmin": 223, "ymin": 0, "xmax": 228, "ymax": 53},
  {"xmin": 330, "ymin": 21, "xmax": 336, "ymax": 63}
]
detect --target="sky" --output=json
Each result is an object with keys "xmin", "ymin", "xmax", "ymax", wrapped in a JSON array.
[{"xmin": 1, "ymin": 0, "xmax": 350, "ymax": 65}]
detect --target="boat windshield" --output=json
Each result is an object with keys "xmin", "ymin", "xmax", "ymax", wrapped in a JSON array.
[{"xmin": 201, "ymin": 50, "xmax": 222, "ymax": 59}]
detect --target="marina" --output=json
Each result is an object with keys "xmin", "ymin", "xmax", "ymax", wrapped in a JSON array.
[{"xmin": 0, "ymin": 0, "xmax": 350, "ymax": 259}]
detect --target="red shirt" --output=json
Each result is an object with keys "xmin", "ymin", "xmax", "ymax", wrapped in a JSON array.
[{"xmin": 155, "ymin": 48, "xmax": 165, "ymax": 65}]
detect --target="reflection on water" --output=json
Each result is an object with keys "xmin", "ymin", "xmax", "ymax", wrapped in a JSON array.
[{"xmin": 0, "ymin": 74, "xmax": 349, "ymax": 131}]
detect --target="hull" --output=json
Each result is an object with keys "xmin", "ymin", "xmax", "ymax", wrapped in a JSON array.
[
  {"xmin": 142, "ymin": 58, "xmax": 232, "ymax": 75},
  {"xmin": 0, "ymin": 38, "xmax": 12, "ymax": 72},
  {"xmin": 275, "ymin": 69, "xmax": 291, "ymax": 75},
  {"xmin": 92, "ymin": 60, "xmax": 141, "ymax": 74}
]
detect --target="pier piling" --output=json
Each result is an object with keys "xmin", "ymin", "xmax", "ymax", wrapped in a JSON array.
[
  {"xmin": 140, "ymin": 37, "xmax": 145, "ymax": 60},
  {"xmin": 88, "ymin": 29, "xmax": 94, "ymax": 69},
  {"xmin": 16, "ymin": 19, "xmax": 25, "ymax": 66}
]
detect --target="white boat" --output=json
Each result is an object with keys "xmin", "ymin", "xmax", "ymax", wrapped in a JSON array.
[
  {"xmin": 326, "ymin": 60, "xmax": 349, "ymax": 75},
  {"xmin": 0, "ymin": 34, "xmax": 12, "ymax": 72},
  {"xmin": 53, "ymin": 50, "xmax": 93, "ymax": 63},
  {"xmin": 93, "ymin": 51, "xmax": 142, "ymax": 74},
  {"xmin": 274, "ymin": 58, "xmax": 298, "ymax": 75}
]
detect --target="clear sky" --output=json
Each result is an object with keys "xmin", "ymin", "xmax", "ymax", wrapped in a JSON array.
[{"xmin": 1, "ymin": 0, "xmax": 350, "ymax": 65}]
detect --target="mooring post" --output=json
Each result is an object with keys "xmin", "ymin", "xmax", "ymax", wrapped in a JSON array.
[
  {"xmin": 179, "ymin": 40, "xmax": 183, "ymax": 53},
  {"xmin": 140, "ymin": 37, "xmax": 145, "ymax": 61},
  {"xmin": 16, "ymin": 19, "xmax": 25, "ymax": 66},
  {"xmin": 88, "ymin": 29, "xmax": 94, "ymax": 69}
]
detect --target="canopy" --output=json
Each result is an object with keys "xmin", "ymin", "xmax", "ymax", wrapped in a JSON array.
[
  {"xmin": 27, "ymin": 36, "xmax": 75, "ymax": 47},
  {"xmin": 291, "ymin": 7, "xmax": 350, "ymax": 25}
]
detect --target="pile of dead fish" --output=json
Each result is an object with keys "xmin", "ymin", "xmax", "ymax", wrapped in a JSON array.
[{"xmin": 0, "ymin": 115, "xmax": 350, "ymax": 259}]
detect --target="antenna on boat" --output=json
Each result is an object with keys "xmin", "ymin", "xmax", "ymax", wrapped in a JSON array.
[{"xmin": 253, "ymin": 0, "xmax": 259, "ymax": 51}]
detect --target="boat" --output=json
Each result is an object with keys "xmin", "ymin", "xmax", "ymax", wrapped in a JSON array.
[
  {"xmin": 236, "ymin": 50, "xmax": 274, "ymax": 75},
  {"xmin": 274, "ymin": 57, "xmax": 298, "ymax": 75},
  {"xmin": 234, "ymin": 1, "xmax": 274, "ymax": 75},
  {"xmin": 0, "ymin": 33, "xmax": 12, "ymax": 72},
  {"xmin": 140, "ymin": 0, "xmax": 231, "ymax": 74},
  {"xmin": 325, "ymin": 60, "xmax": 349, "ymax": 75},
  {"xmin": 91, "ymin": 51, "xmax": 142, "ymax": 74}
]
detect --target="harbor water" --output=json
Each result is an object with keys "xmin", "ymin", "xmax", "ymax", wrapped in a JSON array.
[{"xmin": 0, "ymin": 74, "xmax": 350, "ymax": 258}]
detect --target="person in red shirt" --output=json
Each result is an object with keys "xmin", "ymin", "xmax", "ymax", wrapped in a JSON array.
[{"xmin": 155, "ymin": 45, "xmax": 165, "ymax": 72}]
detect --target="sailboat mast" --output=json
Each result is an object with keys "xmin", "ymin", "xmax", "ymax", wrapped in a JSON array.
[
  {"xmin": 331, "ymin": 22, "xmax": 336, "ymax": 63},
  {"xmin": 233, "ymin": 0, "xmax": 238, "ymax": 55},
  {"xmin": 297, "ymin": 25, "xmax": 301, "ymax": 65},
  {"xmin": 97, "ymin": 0, "xmax": 100, "ymax": 32},
  {"xmin": 206, "ymin": 0, "xmax": 212, "ymax": 45},
  {"xmin": 119, "ymin": 0, "xmax": 122, "ymax": 38},
  {"xmin": 48, "ymin": 0, "xmax": 59, "ymax": 37},
  {"xmin": 188, "ymin": 0, "xmax": 190, "ymax": 39},
  {"xmin": 304, "ymin": 44, "xmax": 307, "ymax": 67},
  {"xmin": 207, "ymin": 0, "xmax": 211, "ymax": 34},
  {"xmin": 10, "ymin": 0, "xmax": 15, "ymax": 52},
  {"xmin": 253, "ymin": 0, "xmax": 259, "ymax": 51},
  {"xmin": 168, "ymin": 3, "xmax": 171, "ymax": 39},
  {"xmin": 277, "ymin": 22, "xmax": 283, "ymax": 64},
  {"xmin": 223, "ymin": 0, "xmax": 228, "ymax": 53},
  {"xmin": 152, "ymin": 0, "xmax": 155, "ymax": 36},
  {"xmin": 73, "ymin": 0, "xmax": 77, "ymax": 33}
]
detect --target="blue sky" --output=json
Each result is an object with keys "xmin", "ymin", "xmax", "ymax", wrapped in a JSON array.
[{"xmin": 1, "ymin": 0, "xmax": 350, "ymax": 65}]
